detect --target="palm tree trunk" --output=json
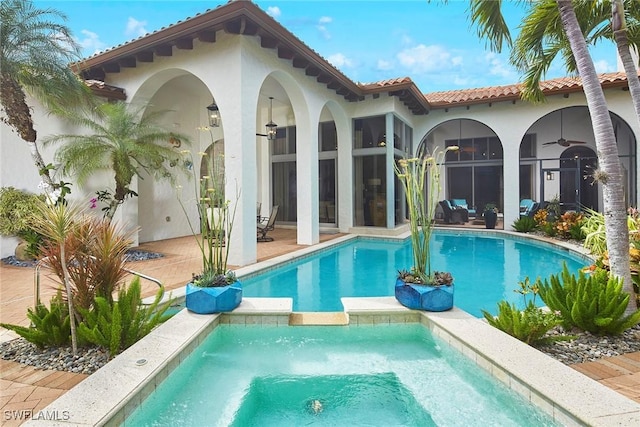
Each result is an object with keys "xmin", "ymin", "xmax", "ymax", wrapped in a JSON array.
[
  {"xmin": 557, "ymin": 0, "xmax": 636, "ymax": 314},
  {"xmin": 0, "ymin": 73, "xmax": 54, "ymax": 189},
  {"xmin": 612, "ymin": 0, "xmax": 640, "ymax": 126}
]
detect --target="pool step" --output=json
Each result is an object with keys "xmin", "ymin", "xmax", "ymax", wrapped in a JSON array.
[{"xmin": 289, "ymin": 312, "xmax": 349, "ymax": 326}]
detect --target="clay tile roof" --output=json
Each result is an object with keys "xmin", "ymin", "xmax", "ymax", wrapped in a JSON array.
[
  {"xmin": 359, "ymin": 77, "xmax": 414, "ymax": 88},
  {"xmin": 424, "ymin": 72, "xmax": 632, "ymax": 109}
]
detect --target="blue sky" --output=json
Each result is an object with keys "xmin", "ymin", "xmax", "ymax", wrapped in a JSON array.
[{"xmin": 36, "ymin": 0, "xmax": 619, "ymax": 93}]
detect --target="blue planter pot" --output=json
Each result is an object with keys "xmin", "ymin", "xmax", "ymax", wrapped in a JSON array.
[
  {"xmin": 185, "ymin": 281, "xmax": 242, "ymax": 314},
  {"xmin": 394, "ymin": 278, "xmax": 453, "ymax": 312}
]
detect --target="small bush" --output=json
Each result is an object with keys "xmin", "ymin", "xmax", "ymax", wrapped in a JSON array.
[
  {"xmin": 482, "ymin": 277, "xmax": 562, "ymax": 346},
  {"xmin": 555, "ymin": 212, "xmax": 584, "ymax": 239},
  {"xmin": 533, "ymin": 209, "xmax": 549, "ymax": 227},
  {"xmin": 541, "ymin": 222, "xmax": 557, "ymax": 237},
  {"xmin": 0, "ymin": 187, "xmax": 44, "ymax": 237},
  {"xmin": 512, "ymin": 216, "xmax": 537, "ymax": 233},
  {"xmin": 483, "ymin": 301, "xmax": 562, "ymax": 345},
  {"xmin": 537, "ymin": 264, "xmax": 640, "ymax": 335},
  {"xmin": 0, "ymin": 292, "xmax": 74, "ymax": 348},
  {"xmin": 77, "ymin": 276, "xmax": 174, "ymax": 357}
]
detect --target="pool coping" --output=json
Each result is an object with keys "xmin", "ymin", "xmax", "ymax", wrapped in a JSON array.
[
  {"xmin": 23, "ymin": 297, "xmax": 640, "ymax": 427},
  {"xmin": 24, "ymin": 229, "xmax": 612, "ymax": 426}
]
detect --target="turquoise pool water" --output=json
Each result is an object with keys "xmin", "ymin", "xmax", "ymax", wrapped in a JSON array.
[
  {"xmin": 125, "ymin": 324, "xmax": 559, "ymax": 426},
  {"xmin": 242, "ymin": 232, "xmax": 588, "ymax": 316}
]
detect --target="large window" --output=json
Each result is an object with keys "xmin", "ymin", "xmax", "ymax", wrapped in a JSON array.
[
  {"xmin": 272, "ymin": 127, "xmax": 297, "ymax": 222},
  {"xmin": 519, "ymin": 134, "xmax": 536, "ymax": 201},
  {"xmin": 319, "ymin": 121, "xmax": 337, "ymax": 224},
  {"xmin": 354, "ymin": 154, "xmax": 386, "ymax": 226},
  {"xmin": 445, "ymin": 135, "xmax": 503, "ymax": 211}
]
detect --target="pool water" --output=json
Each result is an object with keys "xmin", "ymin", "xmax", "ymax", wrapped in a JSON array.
[
  {"xmin": 124, "ymin": 324, "xmax": 559, "ymax": 426},
  {"xmin": 241, "ymin": 233, "xmax": 588, "ymax": 316}
]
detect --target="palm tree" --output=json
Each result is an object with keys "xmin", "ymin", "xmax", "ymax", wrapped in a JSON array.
[
  {"xmin": 510, "ymin": 0, "xmax": 640, "ymax": 118},
  {"xmin": 469, "ymin": 0, "xmax": 635, "ymax": 314},
  {"xmin": 0, "ymin": 0, "xmax": 88, "ymax": 191},
  {"xmin": 43, "ymin": 101, "xmax": 191, "ymax": 220}
]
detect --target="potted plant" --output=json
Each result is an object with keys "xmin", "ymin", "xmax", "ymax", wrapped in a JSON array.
[
  {"xmin": 393, "ymin": 146, "xmax": 458, "ymax": 311},
  {"xmin": 177, "ymin": 127, "xmax": 241, "ymax": 314},
  {"xmin": 483, "ymin": 203, "xmax": 498, "ymax": 229}
]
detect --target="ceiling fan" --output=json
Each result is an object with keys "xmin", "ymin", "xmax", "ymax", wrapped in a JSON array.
[{"xmin": 542, "ymin": 110, "xmax": 587, "ymax": 147}]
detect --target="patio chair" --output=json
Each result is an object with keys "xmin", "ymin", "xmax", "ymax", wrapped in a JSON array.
[
  {"xmin": 449, "ymin": 198, "xmax": 476, "ymax": 218},
  {"xmin": 439, "ymin": 200, "xmax": 468, "ymax": 224},
  {"xmin": 257, "ymin": 205, "xmax": 279, "ymax": 242},
  {"xmin": 519, "ymin": 199, "xmax": 538, "ymax": 217}
]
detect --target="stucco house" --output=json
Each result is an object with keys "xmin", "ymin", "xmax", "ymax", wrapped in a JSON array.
[{"xmin": 1, "ymin": 0, "xmax": 638, "ymax": 266}]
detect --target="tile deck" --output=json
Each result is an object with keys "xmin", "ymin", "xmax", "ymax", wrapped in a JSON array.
[{"xmin": 1, "ymin": 227, "xmax": 640, "ymax": 425}]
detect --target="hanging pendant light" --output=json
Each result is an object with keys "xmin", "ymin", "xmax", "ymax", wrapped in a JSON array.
[
  {"xmin": 206, "ymin": 101, "xmax": 220, "ymax": 128},
  {"xmin": 265, "ymin": 97, "xmax": 277, "ymax": 140}
]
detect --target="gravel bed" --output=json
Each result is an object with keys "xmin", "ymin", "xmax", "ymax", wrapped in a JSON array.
[
  {"xmin": 1, "ymin": 249, "xmax": 163, "ymax": 268},
  {"xmin": 0, "ymin": 339, "xmax": 109, "ymax": 374},
  {"xmin": 536, "ymin": 324, "xmax": 640, "ymax": 365}
]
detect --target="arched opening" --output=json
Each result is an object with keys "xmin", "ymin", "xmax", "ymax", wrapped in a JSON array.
[{"xmin": 420, "ymin": 118, "xmax": 503, "ymax": 216}]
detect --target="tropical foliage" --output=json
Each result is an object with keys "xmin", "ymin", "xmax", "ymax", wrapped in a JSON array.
[
  {"xmin": 0, "ymin": 0, "xmax": 90, "ymax": 191},
  {"xmin": 38, "ymin": 215, "xmax": 134, "ymax": 311},
  {"xmin": 77, "ymin": 277, "xmax": 173, "ymax": 357},
  {"xmin": 537, "ymin": 264, "xmax": 640, "ymax": 335},
  {"xmin": 512, "ymin": 216, "xmax": 538, "ymax": 233},
  {"xmin": 468, "ymin": 0, "xmax": 635, "ymax": 313},
  {"xmin": 482, "ymin": 278, "xmax": 562, "ymax": 346},
  {"xmin": 0, "ymin": 292, "xmax": 73, "ymax": 348},
  {"xmin": 43, "ymin": 101, "xmax": 191, "ymax": 220}
]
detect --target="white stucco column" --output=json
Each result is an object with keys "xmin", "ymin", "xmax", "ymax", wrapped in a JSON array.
[
  {"xmin": 499, "ymin": 127, "xmax": 525, "ymax": 229},
  {"xmin": 336, "ymin": 114, "xmax": 353, "ymax": 232},
  {"xmin": 296, "ymin": 108, "xmax": 320, "ymax": 245},
  {"xmin": 208, "ymin": 43, "xmax": 260, "ymax": 266}
]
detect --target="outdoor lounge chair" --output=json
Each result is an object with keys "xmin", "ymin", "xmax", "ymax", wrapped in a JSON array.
[
  {"xmin": 449, "ymin": 198, "xmax": 476, "ymax": 218},
  {"xmin": 439, "ymin": 200, "xmax": 468, "ymax": 224},
  {"xmin": 257, "ymin": 205, "xmax": 279, "ymax": 242},
  {"xmin": 519, "ymin": 199, "xmax": 538, "ymax": 217}
]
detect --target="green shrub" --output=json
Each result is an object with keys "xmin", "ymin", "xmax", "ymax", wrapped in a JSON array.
[
  {"xmin": 0, "ymin": 292, "xmax": 73, "ymax": 348},
  {"xmin": 581, "ymin": 208, "xmax": 607, "ymax": 255},
  {"xmin": 541, "ymin": 222, "xmax": 557, "ymax": 237},
  {"xmin": 537, "ymin": 264, "xmax": 640, "ymax": 335},
  {"xmin": 0, "ymin": 187, "xmax": 44, "ymax": 237},
  {"xmin": 77, "ymin": 276, "xmax": 174, "ymax": 357},
  {"xmin": 482, "ymin": 277, "xmax": 562, "ymax": 345},
  {"xmin": 512, "ymin": 216, "xmax": 537, "ymax": 233},
  {"xmin": 483, "ymin": 301, "xmax": 562, "ymax": 345},
  {"xmin": 555, "ymin": 212, "xmax": 585, "ymax": 239}
]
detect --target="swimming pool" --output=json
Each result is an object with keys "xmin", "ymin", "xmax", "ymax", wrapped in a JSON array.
[
  {"xmin": 241, "ymin": 231, "xmax": 589, "ymax": 316},
  {"xmin": 124, "ymin": 324, "xmax": 559, "ymax": 426}
]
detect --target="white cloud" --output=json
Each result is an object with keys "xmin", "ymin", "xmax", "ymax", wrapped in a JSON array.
[
  {"xmin": 75, "ymin": 30, "xmax": 107, "ymax": 55},
  {"xmin": 266, "ymin": 6, "xmax": 281, "ymax": 19},
  {"xmin": 327, "ymin": 53, "xmax": 353, "ymax": 69},
  {"xmin": 396, "ymin": 44, "xmax": 463, "ymax": 73},
  {"xmin": 594, "ymin": 59, "xmax": 615, "ymax": 73},
  {"xmin": 377, "ymin": 59, "xmax": 394, "ymax": 71},
  {"xmin": 125, "ymin": 17, "xmax": 148, "ymax": 38},
  {"xmin": 485, "ymin": 52, "xmax": 514, "ymax": 79},
  {"xmin": 316, "ymin": 16, "xmax": 333, "ymax": 40}
]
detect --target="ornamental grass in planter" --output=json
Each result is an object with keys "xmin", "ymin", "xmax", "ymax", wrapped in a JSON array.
[
  {"xmin": 393, "ymin": 146, "xmax": 458, "ymax": 311},
  {"xmin": 177, "ymin": 127, "xmax": 242, "ymax": 314}
]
